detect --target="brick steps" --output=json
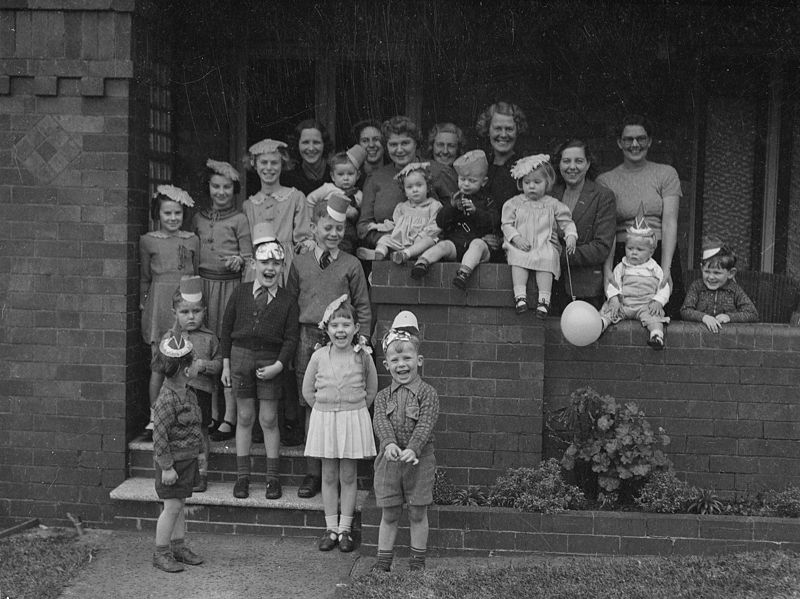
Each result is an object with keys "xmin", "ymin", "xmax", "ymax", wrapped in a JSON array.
[{"xmin": 110, "ymin": 437, "xmax": 375, "ymax": 537}]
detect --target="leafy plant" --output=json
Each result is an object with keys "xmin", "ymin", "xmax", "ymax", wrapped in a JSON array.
[
  {"xmin": 635, "ymin": 470, "xmax": 696, "ymax": 513},
  {"xmin": 452, "ymin": 486, "xmax": 488, "ymax": 507},
  {"xmin": 688, "ymin": 489, "xmax": 724, "ymax": 515},
  {"xmin": 433, "ymin": 468, "xmax": 459, "ymax": 505},
  {"xmin": 554, "ymin": 387, "xmax": 671, "ymax": 504},
  {"xmin": 488, "ymin": 458, "xmax": 586, "ymax": 514}
]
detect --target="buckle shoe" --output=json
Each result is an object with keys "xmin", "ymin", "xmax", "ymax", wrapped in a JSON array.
[{"xmin": 318, "ymin": 530, "xmax": 338, "ymax": 551}]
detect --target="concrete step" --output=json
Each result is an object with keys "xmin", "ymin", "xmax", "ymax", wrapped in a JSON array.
[
  {"xmin": 128, "ymin": 435, "xmax": 373, "ymax": 490},
  {"xmin": 110, "ymin": 476, "xmax": 371, "ymax": 538}
]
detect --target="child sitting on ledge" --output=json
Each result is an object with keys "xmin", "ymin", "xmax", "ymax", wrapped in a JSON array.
[{"xmin": 680, "ymin": 237, "xmax": 758, "ymax": 331}]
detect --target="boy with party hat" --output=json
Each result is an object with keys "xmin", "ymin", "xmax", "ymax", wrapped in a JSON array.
[
  {"xmin": 155, "ymin": 275, "xmax": 222, "ymax": 493},
  {"xmin": 600, "ymin": 212, "xmax": 670, "ymax": 349},
  {"xmin": 371, "ymin": 309, "xmax": 439, "ymax": 573},
  {"xmin": 286, "ymin": 196, "xmax": 372, "ymax": 498},
  {"xmin": 410, "ymin": 149, "xmax": 499, "ymax": 288},
  {"xmin": 220, "ymin": 221, "xmax": 299, "ymax": 500},
  {"xmin": 680, "ymin": 236, "xmax": 758, "ymax": 331}
]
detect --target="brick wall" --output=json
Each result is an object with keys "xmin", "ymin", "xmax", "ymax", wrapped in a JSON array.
[
  {"xmin": 543, "ymin": 320, "xmax": 800, "ymax": 494},
  {"xmin": 373, "ymin": 263, "xmax": 800, "ymax": 496},
  {"xmin": 0, "ymin": 1, "xmax": 144, "ymax": 527},
  {"xmin": 371, "ymin": 262, "xmax": 544, "ymax": 487}
]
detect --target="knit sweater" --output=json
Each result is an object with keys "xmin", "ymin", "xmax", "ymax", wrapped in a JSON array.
[
  {"xmin": 680, "ymin": 279, "xmax": 758, "ymax": 322},
  {"xmin": 219, "ymin": 284, "xmax": 299, "ymax": 367},
  {"xmin": 372, "ymin": 378, "xmax": 439, "ymax": 458},
  {"xmin": 152, "ymin": 381, "xmax": 202, "ymax": 471},
  {"xmin": 286, "ymin": 250, "xmax": 371, "ymax": 326}
]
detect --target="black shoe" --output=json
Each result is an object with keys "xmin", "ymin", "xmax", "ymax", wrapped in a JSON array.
[
  {"xmin": 192, "ymin": 474, "xmax": 208, "ymax": 493},
  {"xmin": 370, "ymin": 561, "xmax": 391, "ymax": 573},
  {"xmin": 452, "ymin": 270, "xmax": 470, "ymax": 290},
  {"xmin": 338, "ymin": 531, "xmax": 355, "ymax": 553},
  {"xmin": 207, "ymin": 418, "xmax": 221, "ymax": 434},
  {"xmin": 515, "ymin": 297, "xmax": 528, "ymax": 314},
  {"xmin": 265, "ymin": 477, "xmax": 282, "ymax": 500},
  {"xmin": 648, "ymin": 335, "xmax": 665, "ymax": 350},
  {"xmin": 536, "ymin": 300, "xmax": 549, "ymax": 320},
  {"xmin": 318, "ymin": 530, "xmax": 338, "ymax": 551},
  {"xmin": 233, "ymin": 476, "xmax": 249, "ymax": 499},
  {"xmin": 410, "ymin": 261, "xmax": 429, "ymax": 280},
  {"xmin": 209, "ymin": 420, "xmax": 235, "ymax": 442},
  {"xmin": 297, "ymin": 474, "xmax": 321, "ymax": 498}
]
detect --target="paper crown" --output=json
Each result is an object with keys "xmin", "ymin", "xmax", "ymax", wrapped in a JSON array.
[
  {"xmin": 155, "ymin": 184, "xmax": 194, "ymax": 208},
  {"xmin": 701, "ymin": 235, "xmax": 725, "ymax": 261},
  {"xmin": 626, "ymin": 202, "xmax": 655, "ymax": 238},
  {"xmin": 318, "ymin": 294, "xmax": 349, "ymax": 329},
  {"xmin": 453, "ymin": 150, "xmax": 489, "ymax": 178},
  {"xmin": 206, "ymin": 158, "xmax": 240, "ymax": 182},
  {"xmin": 179, "ymin": 275, "xmax": 203, "ymax": 303},
  {"xmin": 346, "ymin": 145, "xmax": 367, "ymax": 169},
  {"xmin": 248, "ymin": 139, "xmax": 287, "ymax": 155},
  {"xmin": 381, "ymin": 310, "xmax": 420, "ymax": 352},
  {"xmin": 325, "ymin": 194, "xmax": 350, "ymax": 222},
  {"xmin": 159, "ymin": 334, "xmax": 193, "ymax": 358},
  {"xmin": 394, "ymin": 162, "xmax": 430, "ymax": 181},
  {"xmin": 510, "ymin": 154, "xmax": 551, "ymax": 180},
  {"xmin": 252, "ymin": 222, "xmax": 277, "ymax": 246}
]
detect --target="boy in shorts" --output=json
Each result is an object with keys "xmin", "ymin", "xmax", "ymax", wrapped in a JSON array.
[
  {"xmin": 371, "ymin": 310, "xmax": 440, "ymax": 572},
  {"xmin": 152, "ymin": 334, "xmax": 204, "ymax": 573}
]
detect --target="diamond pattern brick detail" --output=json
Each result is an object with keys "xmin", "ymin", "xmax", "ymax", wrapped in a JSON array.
[{"xmin": 13, "ymin": 115, "xmax": 81, "ymax": 184}]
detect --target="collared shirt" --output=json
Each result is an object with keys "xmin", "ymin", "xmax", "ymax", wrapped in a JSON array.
[
  {"xmin": 372, "ymin": 377, "xmax": 439, "ymax": 457},
  {"xmin": 313, "ymin": 246, "xmax": 340, "ymax": 263},
  {"xmin": 152, "ymin": 380, "xmax": 202, "ymax": 471},
  {"xmin": 252, "ymin": 280, "xmax": 276, "ymax": 304}
]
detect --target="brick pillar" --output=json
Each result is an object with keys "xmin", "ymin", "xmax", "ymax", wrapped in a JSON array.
[
  {"xmin": 0, "ymin": 2, "xmax": 143, "ymax": 526},
  {"xmin": 370, "ymin": 262, "xmax": 544, "ymax": 487}
]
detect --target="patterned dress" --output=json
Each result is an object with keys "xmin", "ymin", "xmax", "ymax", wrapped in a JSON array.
[{"xmin": 139, "ymin": 230, "xmax": 199, "ymax": 344}]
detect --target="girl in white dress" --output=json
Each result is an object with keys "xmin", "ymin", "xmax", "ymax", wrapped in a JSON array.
[
  {"xmin": 503, "ymin": 154, "xmax": 578, "ymax": 317},
  {"xmin": 302, "ymin": 295, "xmax": 377, "ymax": 553}
]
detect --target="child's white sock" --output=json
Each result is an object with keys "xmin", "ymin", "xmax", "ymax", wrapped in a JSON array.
[
  {"xmin": 325, "ymin": 514, "xmax": 339, "ymax": 533},
  {"xmin": 538, "ymin": 291, "xmax": 551, "ymax": 305},
  {"xmin": 513, "ymin": 284, "xmax": 527, "ymax": 300},
  {"xmin": 339, "ymin": 515, "xmax": 353, "ymax": 533}
]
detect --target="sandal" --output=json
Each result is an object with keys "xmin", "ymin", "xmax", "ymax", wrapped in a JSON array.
[
  {"xmin": 209, "ymin": 419, "xmax": 235, "ymax": 442},
  {"xmin": 515, "ymin": 297, "xmax": 528, "ymax": 314},
  {"xmin": 536, "ymin": 300, "xmax": 549, "ymax": 320}
]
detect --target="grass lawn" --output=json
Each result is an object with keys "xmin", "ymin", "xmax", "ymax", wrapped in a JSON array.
[
  {"xmin": 0, "ymin": 527, "xmax": 98, "ymax": 599},
  {"xmin": 344, "ymin": 551, "xmax": 800, "ymax": 599}
]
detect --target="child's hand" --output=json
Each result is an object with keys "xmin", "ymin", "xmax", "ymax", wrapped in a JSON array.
[
  {"xmin": 461, "ymin": 198, "xmax": 475, "ymax": 214},
  {"xmin": 565, "ymin": 237, "xmax": 577, "ymax": 255},
  {"xmin": 220, "ymin": 366, "xmax": 231, "ymax": 387},
  {"xmin": 716, "ymin": 314, "xmax": 731, "ymax": 324},
  {"xmin": 647, "ymin": 301, "xmax": 665, "ymax": 316},
  {"xmin": 375, "ymin": 219, "xmax": 394, "ymax": 233},
  {"xmin": 221, "ymin": 254, "xmax": 243, "ymax": 272},
  {"xmin": 702, "ymin": 314, "xmax": 721, "ymax": 333},
  {"xmin": 398, "ymin": 448, "xmax": 418, "ymax": 464},
  {"xmin": 511, "ymin": 235, "xmax": 532, "ymax": 252},
  {"xmin": 295, "ymin": 239, "xmax": 316, "ymax": 254},
  {"xmin": 384, "ymin": 443, "xmax": 401, "ymax": 461},
  {"xmin": 366, "ymin": 222, "xmax": 379, "ymax": 232},
  {"xmin": 187, "ymin": 360, "xmax": 203, "ymax": 379},
  {"xmin": 607, "ymin": 296, "xmax": 622, "ymax": 320},
  {"xmin": 161, "ymin": 468, "xmax": 178, "ymax": 486},
  {"xmin": 256, "ymin": 362, "xmax": 283, "ymax": 380}
]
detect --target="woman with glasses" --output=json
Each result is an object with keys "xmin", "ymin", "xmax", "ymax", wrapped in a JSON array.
[{"xmin": 597, "ymin": 114, "xmax": 684, "ymax": 317}]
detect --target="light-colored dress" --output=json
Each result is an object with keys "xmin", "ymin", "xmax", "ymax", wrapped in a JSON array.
[
  {"xmin": 303, "ymin": 346, "xmax": 377, "ymax": 460},
  {"xmin": 243, "ymin": 187, "xmax": 312, "ymax": 284},
  {"xmin": 192, "ymin": 207, "xmax": 252, "ymax": 339},
  {"xmin": 378, "ymin": 198, "xmax": 442, "ymax": 252},
  {"xmin": 139, "ymin": 230, "xmax": 199, "ymax": 344},
  {"xmin": 501, "ymin": 194, "xmax": 577, "ymax": 278}
]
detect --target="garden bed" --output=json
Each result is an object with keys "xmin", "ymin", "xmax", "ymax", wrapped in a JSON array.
[{"xmin": 360, "ymin": 503, "xmax": 800, "ymax": 557}]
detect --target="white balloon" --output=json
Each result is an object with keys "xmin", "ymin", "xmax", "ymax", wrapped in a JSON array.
[{"xmin": 560, "ymin": 300, "xmax": 603, "ymax": 346}]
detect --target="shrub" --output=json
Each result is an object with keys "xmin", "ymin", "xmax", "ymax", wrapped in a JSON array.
[
  {"xmin": 763, "ymin": 485, "xmax": 800, "ymax": 517},
  {"xmin": 433, "ymin": 468, "xmax": 459, "ymax": 505},
  {"xmin": 452, "ymin": 486, "xmax": 488, "ymax": 507},
  {"xmin": 635, "ymin": 470, "xmax": 696, "ymax": 513},
  {"xmin": 488, "ymin": 458, "xmax": 586, "ymax": 513},
  {"xmin": 554, "ymin": 387, "xmax": 671, "ymax": 503}
]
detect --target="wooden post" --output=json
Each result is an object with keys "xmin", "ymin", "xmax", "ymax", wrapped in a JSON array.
[{"xmin": 761, "ymin": 57, "xmax": 783, "ymax": 272}]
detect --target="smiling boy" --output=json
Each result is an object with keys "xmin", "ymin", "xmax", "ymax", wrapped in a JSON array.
[
  {"xmin": 371, "ymin": 310, "xmax": 439, "ymax": 573},
  {"xmin": 680, "ymin": 238, "xmax": 758, "ymax": 332},
  {"xmin": 286, "ymin": 196, "xmax": 371, "ymax": 498}
]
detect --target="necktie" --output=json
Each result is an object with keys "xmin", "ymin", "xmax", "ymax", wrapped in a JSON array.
[
  {"xmin": 320, "ymin": 250, "xmax": 331, "ymax": 270},
  {"xmin": 254, "ymin": 286, "xmax": 268, "ymax": 306}
]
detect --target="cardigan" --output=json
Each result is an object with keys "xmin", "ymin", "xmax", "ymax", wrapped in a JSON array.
[
  {"xmin": 219, "ymin": 284, "xmax": 299, "ymax": 367},
  {"xmin": 302, "ymin": 345, "xmax": 378, "ymax": 412}
]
